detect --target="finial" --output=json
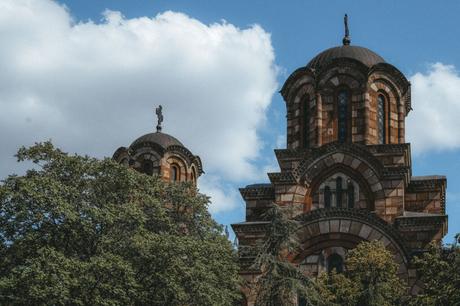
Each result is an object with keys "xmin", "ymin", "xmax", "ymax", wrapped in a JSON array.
[
  {"xmin": 155, "ymin": 105, "xmax": 163, "ymax": 132},
  {"xmin": 343, "ymin": 14, "xmax": 351, "ymax": 45}
]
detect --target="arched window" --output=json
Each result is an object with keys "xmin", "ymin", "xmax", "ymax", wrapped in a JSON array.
[
  {"xmin": 327, "ymin": 253, "xmax": 344, "ymax": 273},
  {"xmin": 338, "ymin": 90, "xmax": 348, "ymax": 143},
  {"xmin": 347, "ymin": 182, "xmax": 355, "ymax": 208},
  {"xmin": 377, "ymin": 94, "xmax": 386, "ymax": 144},
  {"xmin": 336, "ymin": 177, "xmax": 343, "ymax": 208},
  {"xmin": 170, "ymin": 165, "xmax": 179, "ymax": 182},
  {"xmin": 324, "ymin": 186, "xmax": 331, "ymax": 208},
  {"xmin": 302, "ymin": 96, "xmax": 310, "ymax": 148},
  {"xmin": 142, "ymin": 160, "xmax": 154, "ymax": 175}
]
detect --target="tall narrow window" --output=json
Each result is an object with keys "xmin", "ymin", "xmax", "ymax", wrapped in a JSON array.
[
  {"xmin": 377, "ymin": 94, "xmax": 386, "ymax": 144},
  {"xmin": 336, "ymin": 177, "xmax": 343, "ymax": 208},
  {"xmin": 338, "ymin": 90, "xmax": 348, "ymax": 143},
  {"xmin": 324, "ymin": 186, "xmax": 331, "ymax": 208},
  {"xmin": 327, "ymin": 254, "xmax": 344, "ymax": 273},
  {"xmin": 347, "ymin": 182, "xmax": 355, "ymax": 208},
  {"xmin": 142, "ymin": 160, "xmax": 154, "ymax": 175},
  {"xmin": 302, "ymin": 96, "xmax": 310, "ymax": 148},
  {"xmin": 170, "ymin": 165, "xmax": 179, "ymax": 182}
]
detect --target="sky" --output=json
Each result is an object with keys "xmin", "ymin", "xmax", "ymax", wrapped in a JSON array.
[{"xmin": 0, "ymin": 0, "xmax": 459, "ymax": 242}]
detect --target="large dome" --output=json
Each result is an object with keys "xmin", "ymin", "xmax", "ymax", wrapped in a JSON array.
[
  {"xmin": 130, "ymin": 132, "xmax": 184, "ymax": 149},
  {"xmin": 306, "ymin": 45, "xmax": 385, "ymax": 70}
]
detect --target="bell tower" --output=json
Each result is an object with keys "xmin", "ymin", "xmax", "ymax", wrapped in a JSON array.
[{"xmin": 232, "ymin": 16, "xmax": 448, "ymax": 303}]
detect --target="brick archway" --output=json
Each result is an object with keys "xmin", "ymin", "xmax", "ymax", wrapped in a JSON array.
[
  {"xmin": 292, "ymin": 208, "xmax": 409, "ymax": 278},
  {"xmin": 292, "ymin": 144, "xmax": 384, "ymax": 205}
]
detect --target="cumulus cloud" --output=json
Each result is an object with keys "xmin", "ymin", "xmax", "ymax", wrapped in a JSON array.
[
  {"xmin": 198, "ymin": 175, "xmax": 241, "ymax": 214},
  {"xmin": 408, "ymin": 63, "xmax": 460, "ymax": 153},
  {"xmin": 0, "ymin": 0, "xmax": 278, "ymax": 212}
]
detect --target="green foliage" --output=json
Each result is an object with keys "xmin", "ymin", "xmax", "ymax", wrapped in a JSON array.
[
  {"xmin": 0, "ymin": 141, "xmax": 240, "ymax": 305},
  {"xmin": 410, "ymin": 236, "xmax": 460, "ymax": 306},
  {"xmin": 253, "ymin": 205, "xmax": 314, "ymax": 306},
  {"xmin": 310, "ymin": 240, "xmax": 406, "ymax": 306},
  {"xmin": 310, "ymin": 270, "xmax": 359, "ymax": 306}
]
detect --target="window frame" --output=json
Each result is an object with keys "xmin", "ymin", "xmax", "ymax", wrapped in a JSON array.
[
  {"xmin": 376, "ymin": 91, "xmax": 391, "ymax": 144},
  {"xmin": 300, "ymin": 94, "xmax": 310, "ymax": 148},
  {"xmin": 170, "ymin": 164, "xmax": 180, "ymax": 182},
  {"xmin": 324, "ymin": 186, "xmax": 332, "ymax": 208},
  {"xmin": 335, "ymin": 87, "xmax": 352, "ymax": 143},
  {"xmin": 142, "ymin": 159, "xmax": 154, "ymax": 176}
]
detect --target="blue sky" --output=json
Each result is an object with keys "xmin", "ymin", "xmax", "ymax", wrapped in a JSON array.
[{"xmin": 1, "ymin": 0, "xmax": 459, "ymax": 242}]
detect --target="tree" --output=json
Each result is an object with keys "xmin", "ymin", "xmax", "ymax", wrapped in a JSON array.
[
  {"xmin": 310, "ymin": 240, "xmax": 406, "ymax": 306},
  {"xmin": 252, "ymin": 205, "xmax": 314, "ymax": 306},
  {"xmin": 410, "ymin": 235, "xmax": 460, "ymax": 306},
  {"xmin": 0, "ymin": 141, "xmax": 240, "ymax": 305}
]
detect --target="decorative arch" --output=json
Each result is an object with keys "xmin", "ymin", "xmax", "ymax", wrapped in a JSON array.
[
  {"xmin": 294, "ymin": 143, "xmax": 384, "ymax": 189},
  {"xmin": 369, "ymin": 80, "xmax": 402, "ymax": 144},
  {"xmin": 166, "ymin": 155, "xmax": 187, "ymax": 182},
  {"xmin": 308, "ymin": 164, "xmax": 374, "ymax": 211},
  {"xmin": 292, "ymin": 208, "xmax": 409, "ymax": 278},
  {"xmin": 316, "ymin": 58, "xmax": 369, "ymax": 89},
  {"xmin": 285, "ymin": 81, "xmax": 316, "ymax": 149},
  {"xmin": 280, "ymin": 66, "xmax": 316, "ymax": 102},
  {"xmin": 290, "ymin": 144, "xmax": 385, "ymax": 213},
  {"xmin": 317, "ymin": 68, "xmax": 367, "ymax": 145},
  {"xmin": 368, "ymin": 62, "xmax": 411, "ymax": 115},
  {"xmin": 134, "ymin": 152, "xmax": 161, "ymax": 176}
]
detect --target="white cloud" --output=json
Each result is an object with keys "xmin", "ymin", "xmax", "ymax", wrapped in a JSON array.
[
  {"xmin": 408, "ymin": 63, "xmax": 460, "ymax": 153},
  {"xmin": 0, "ymin": 0, "xmax": 278, "ymax": 208},
  {"xmin": 198, "ymin": 175, "xmax": 241, "ymax": 214}
]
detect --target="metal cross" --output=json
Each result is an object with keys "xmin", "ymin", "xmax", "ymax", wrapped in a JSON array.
[
  {"xmin": 155, "ymin": 105, "xmax": 163, "ymax": 132},
  {"xmin": 343, "ymin": 14, "xmax": 351, "ymax": 45}
]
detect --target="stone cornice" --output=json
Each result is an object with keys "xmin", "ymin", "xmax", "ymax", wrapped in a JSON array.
[
  {"xmin": 274, "ymin": 148, "xmax": 309, "ymax": 160},
  {"xmin": 267, "ymin": 172, "xmax": 297, "ymax": 185},
  {"xmin": 408, "ymin": 176, "xmax": 446, "ymax": 191},
  {"xmin": 239, "ymin": 185, "xmax": 275, "ymax": 201},
  {"xmin": 382, "ymin": 166, "xmax": 411, "ymax": 180},
  {"xmin": 395, "ymin": 214, "xmax": 447, "ymax": 234},
  {"xmin": 366, "ymin": 143, "xmax": 410, "ymax": 155},
  {"xmin": 231, "ymin": 221, "xmax": 269, "ymax": 234}
]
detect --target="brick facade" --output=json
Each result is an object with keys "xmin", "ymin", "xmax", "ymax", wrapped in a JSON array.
[
  {"xmin": 232, "ymin": 42, "xmax": 447, "ymax": 304},
  {"xmin": 113, "ymin": 131, "xmax": 203, "ymax": 185}
]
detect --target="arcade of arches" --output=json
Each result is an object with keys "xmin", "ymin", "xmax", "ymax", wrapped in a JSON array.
[{"xmin": 232, "ymin": 26, "xmax": 448, "ymax": 305}]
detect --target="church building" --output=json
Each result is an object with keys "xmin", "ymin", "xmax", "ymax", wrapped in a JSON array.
[
  {"xmin": 232, "ymin": 16, "xmax": 448, "ymax": 303},
  {"xmin": 113, "ymin": 106, "xmax": 203, "ymax": 185}
]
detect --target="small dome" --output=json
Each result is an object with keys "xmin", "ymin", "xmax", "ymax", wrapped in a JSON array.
[
  {"xmin": 307, "ymin": 45, "xmax": 385, "ymax": 70},
  {"xmin": 130, "ymin": 132, "xmax": 184, "ymax": 149}
]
